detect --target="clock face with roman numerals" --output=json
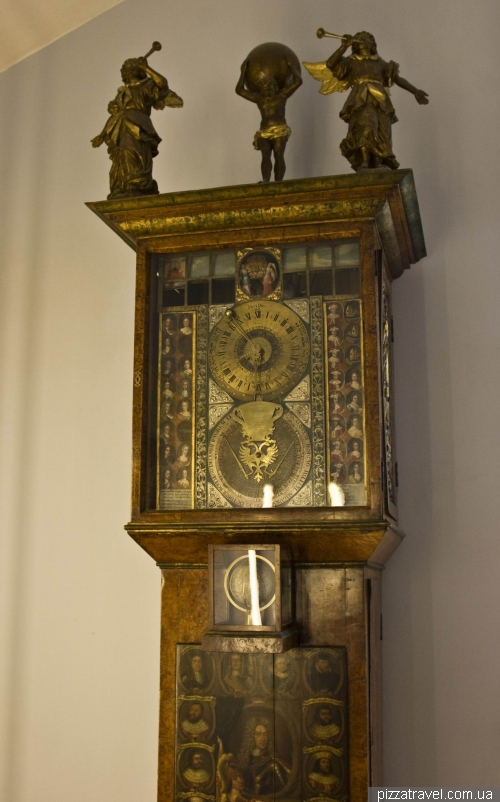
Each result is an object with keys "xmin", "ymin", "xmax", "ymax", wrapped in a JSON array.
[{"xmin": 208, "ymin": 300, "xmax": 310, "ymax": 401}]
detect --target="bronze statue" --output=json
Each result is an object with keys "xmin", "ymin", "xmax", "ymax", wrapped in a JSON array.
[
  {"xmin": 236, "ymin": 43, "xmax": 302, "ymax": 183},
  {"xmin": 92, "ymin": 42, "xmax": 183, "ymax": 199},
  {"xmin": 304, "ymin": 30, "xmax": 428, "ymax": 171}
]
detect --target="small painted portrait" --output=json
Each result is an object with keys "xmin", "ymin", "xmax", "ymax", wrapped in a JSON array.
[
  {"xmin": 166, "ymin": 257, "xmax": 186, "ymax": 281},
  {"xmin": 163, "ymin": 378, "xmax": 174, "ymax": 400},
  {"xmin": 179, "ymin": 649, "xmax": 213, "ymax": 694},
  {"xmin": 163, "ymin": 468, "xmax": 173, "ymax": 489},
  {"xmin": 177, "ymin": 467, "xmax": 191, "ymax": 489},
  {"xmin": 328, "ymin": 369, "xmax": 345, "ymax": 391},
  {"xmin": 178, "ymin": 377, "xmax": 191, "ymax": 399},
  {"xmin": 238, "ymin": 250, "xmax": 280, "ymax": 298},
  {"xmin": 179, "ymin": 700, "xmax": 213, "ymax": 743},
  {"xmin": 345, "ymin": 321, "xmax": 360, "ymax": 342},
  {"xmin": 174, "ymin": 442, "xmax": 191, "ymax": 470},
  {"xmin": 263, "ymin": 653, "xmax": 298, "ymax": 698},
  {"xmin": 221, "ymin": 653, "xmax": 254, "ymax": 696},
  {"xmin": 180, "ymin": 315, "xmax": 193, "ymax": 336},
  {"xmin": 345, "ymin": 300, "xmax": 360, "ymax": 319},
  {"xmin": 306, "ymin": 750, "xmax": 341, "ymax": 795},
  {"xmin": 346, "ymin": 390, "xmax": 363, "ymax": 415},
  {"xmin": 162, "ymin": 424, "xmax": 173, "ymax": 444},
  {"xmin": 177, "ymin": 399, "xmax": 192, "ymax": 421},
  {"xmin": 235, "ymin": 713, "xmax": 291, "ymax": 796},
  {"xmin": 164, "ymin": 315, "xmax": 176, "ymax": 336},
  {"xmin": 330, "ymin": 391, "xmax": 345, "ymax": 414},
  {"xmin": 327, "ymin": 301, "xmax": 343, "ymax": 323},
  {"xmin": 346, "ymin": 345, "xmax": 361, "ymax": 365},
  {"xmin": 345, "ymin": 367, "xmax": 362, "ymax": 391},
  {"xmin": 327, "ymin": 325, "xmax": 343, "ymax": 347},
  {"xmin": 163, "ymin": 358, "xmax": 174, "ymax": 378},
  {"xmin": 347, "ymin": 415, "xmax": 363, "ymax": 438},
  {"xmin": 348, "ymin": 462, "xmax": 364, "ymax": 484},
  {"xmin": 330, "ymin": 462, "xmax": 346, "ymax": 484},
  {"xmin": 163, "ymin": 444, "xmax": 174, "ymax": 466},
  {"xmin": 162, "ymin": 336, "xmax": 173, "ymax": 356},
  {"xmin": 330, "ymin": 438, "xmax": 346, "ymax": 460},
  {"xmin": 306, "ymin": 651, "xmax": 342, "ymax": 697},
  {"xmin": 330, "ymin": 415, "xmax": 346, "ymax": 438},
  {"xmin": 347, "ymin": 439, "xmax": 363, "ymax": 461},
  {"xmin": 328, "ymin": 348, "xmax": 344, "ymax": 368},
  {"xmin": 179, "ymin": 747, "xmax": 213, "ymax": 791},
  {"xmin": 163, "ymin": 400, "xmax": 175, "ymax": 421},
  {"xmin": 180, "ymin": 358, "xmax": 193, "ymax": 377},
  {"xmin": 306, "ymin": 703, "xmax": 341, "ymax": 743}
]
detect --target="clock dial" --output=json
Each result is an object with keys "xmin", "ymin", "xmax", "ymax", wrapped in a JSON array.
[{"xmin": 208, "ymin": 300, "xmax": 309, "ymax": 401}]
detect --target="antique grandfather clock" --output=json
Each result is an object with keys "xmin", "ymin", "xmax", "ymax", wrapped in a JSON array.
[{"xmin": 88, "ymin": 170, "xmax": 425, "ymax": 801}]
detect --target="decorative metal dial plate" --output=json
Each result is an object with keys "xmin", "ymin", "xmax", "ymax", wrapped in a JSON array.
[
  {"xmin": 208, "ymin": 300, "xmax": 309, "ymax": 401},
  {"xmin": 208, "ymin": 408, "xmax": 311, "ymax": 507}
]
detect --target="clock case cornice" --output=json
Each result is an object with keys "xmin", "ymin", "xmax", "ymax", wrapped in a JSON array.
[{"xmin": 87, "ymin": 168, "xmax": 425, "ymax": 280}]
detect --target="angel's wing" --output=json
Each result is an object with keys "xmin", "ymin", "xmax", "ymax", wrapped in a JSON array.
[
  {"xmin": 154, "ymin": 89, "xmax": 184, "ymax": 110},
  {"xmin": 302, "ymin": 61, "xmax": 349, "ymax": 95}
]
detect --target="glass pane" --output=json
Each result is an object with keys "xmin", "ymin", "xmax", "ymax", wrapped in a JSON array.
[
  {"xmin": 164, "ymin": 256, "xmax": 186, "ymax": 280},
  {"xmin": 310, "ymin": 245, "xmax": 332, "ymax": 269},
  {"xmin": 213, "ymin": 251, "xmax": 236, "ymax": 276},
  {"xmin": 283, "ymin": 271, "xmax": 307, "ymax": 299},
  {"xmin": 212, "ymin": 547, "xmax": 276, "ymax": 628},
  {"xmin": 334, "ymin": 241, "xmax": 360, "ymax": 266},
  {"xmin": 310, "ymin": 269, "xmax": 333, "ymax": 296},
  {"xmin": 335, "ymin": 268, "xmax": 360, "ymax": 295},
  {"xmin": 284, "ymin": 246, "xmax": 307, "ymax": 271},
  {"xmin": 189, "ymin": 254, "xmax": 210, "ymax": 279},
  {"xmin": 163, "ymin": 282, "xmax": 185, "ymax": 307},
  {"xmin": 187, "ymin": 281, "xmax": 209, "ymax": 305},
  {"xmin": 212, "ymin": 278, "xmax": 235, "ymax": 305}
]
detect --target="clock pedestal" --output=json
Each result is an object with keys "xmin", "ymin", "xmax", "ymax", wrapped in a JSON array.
[{"xmin": 87, "ymin": 169, "xmax": 425, "ymax": 801}]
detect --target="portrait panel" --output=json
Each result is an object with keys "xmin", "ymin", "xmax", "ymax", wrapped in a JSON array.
[
  {"xmin": 177, "ymin": 745, "xmax": 215, "ymax": 794},
  {"xmin": 237, "ymin": 248, "xmax": 281, "ymax": 300},
  {"xmin": 219, "ymin": 653, "xmax": 257, "ymax": 697},
  {"xmin": 304, "ymin": 700, "xmax": 344, "ymax": 745},
  {"xmin": 348, "ymin": 461, "xmax": 364, "ymax": 484},
  {"xmin": 178, "ymin": 699, "xmax": 215, "ymax": 744},
  {"xmin": 304, "ymin": 650, "xmax": 344, "ymax": 698},
  {"xmin": 304, "ymin": 747, "xmax": 344, "ymax": 798},
  {"xmin": 178, "ymin": 648, "xmax": 215, "ymax": 695},
  {"xmin": 344, "ymin": 300, "xmax": 360, "ymax": 319},
  {"xmin": 345, "ymin": 366, "xmax": 362, "ymax": 391},
  {"xmin": 346, "ymin": 390, "xmax": 363, "ymax": 415},
  {"xmin": 347, "ymin": 438, "xmax": 363, "ymax": 460},
  {"xmin": 346, "ymin": 415, "xmax": 363, "ymax": 439}
]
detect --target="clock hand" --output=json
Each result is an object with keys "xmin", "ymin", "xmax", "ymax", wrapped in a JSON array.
[{"xmin": 224, "ymin": 308, "xmax": 261, "ymax": 361}]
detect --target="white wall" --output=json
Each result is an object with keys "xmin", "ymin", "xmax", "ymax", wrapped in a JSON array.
[{"xmin": 1, "ymin": 1, "xmax": 499, "ymax": 798}]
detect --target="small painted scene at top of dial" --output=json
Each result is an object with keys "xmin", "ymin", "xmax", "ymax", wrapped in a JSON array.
[{"xmin": 238, "ymin": 249, "xmax": 280, "ymax": 299}]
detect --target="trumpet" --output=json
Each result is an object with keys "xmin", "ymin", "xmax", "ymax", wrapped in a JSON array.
[
  {"xmin": 140, "ymin": 41, "xmax": 162, "ymax": 61},
  {"xmin": 316, "ymin": 28, "xmax": 364, "ymax": 44}
]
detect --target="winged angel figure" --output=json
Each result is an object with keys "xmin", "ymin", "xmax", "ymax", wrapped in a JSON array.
[
  {"xmin": 303, "ymin": 31, "xmax": 428, "ymax": 171},
  {"xmin": 92, "ymin": 51, "xmax": 183, "ymax": 198}
]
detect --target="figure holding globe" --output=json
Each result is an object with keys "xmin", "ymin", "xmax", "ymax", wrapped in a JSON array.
[{"xmin": 236, "ymin": 43, "xmax": 302, "ymax": 183}]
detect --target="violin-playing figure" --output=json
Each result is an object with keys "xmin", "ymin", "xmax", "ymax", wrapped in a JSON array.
[
  {"xmin": 304, "ymin": 30, "xmax": 429, "ymax": 171},
  {"xmin": 92, "ymin": 42, "xmax": 183, "ymax": 199}
]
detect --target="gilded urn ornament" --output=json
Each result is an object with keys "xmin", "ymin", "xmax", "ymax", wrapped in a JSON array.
[
  {"xmin": 91, "ymin": 41, "xmax": 183, "ymax": 199},
  {"xmin": 236, "ymin": 42, "xmax": 302, "ymax": 182},
  {"xmin": 304, "ymin": 29, "xmax": 429, "ymax": 171}
]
